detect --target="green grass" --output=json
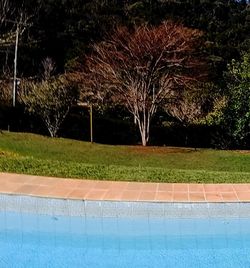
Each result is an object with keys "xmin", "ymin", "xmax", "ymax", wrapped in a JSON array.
[{"xmin": 0, "ymin": 131, "xmax": 250, "ymax": 183}]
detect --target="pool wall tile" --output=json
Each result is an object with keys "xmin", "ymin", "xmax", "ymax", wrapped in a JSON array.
[{"xmin": 2, "ymin": 194, "xmax": 250, "ymax": 219}]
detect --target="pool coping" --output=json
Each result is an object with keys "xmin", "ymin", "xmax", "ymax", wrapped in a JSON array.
[{"xmin": 0, "ymin": 172, "xmax": 250, "ymax": 203}]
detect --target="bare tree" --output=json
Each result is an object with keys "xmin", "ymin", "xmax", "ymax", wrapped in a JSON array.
[
  {"xmin": 42, "ymin": 57, "xmax": 56, "ymax": 80},
  {"xmin": 0, "ymin": 0, "xmax": 14, "ymax": 46},
  {"xmin": 0, "ymin": 0, "xmax": 10, "ymax": 25},
  {"xmin": 81, "ymin": 21, "xmax": 206, "ymax": 146},
  {"xmin": 0, "ymin": 5, "xmax": 32, "ymax": 48}
]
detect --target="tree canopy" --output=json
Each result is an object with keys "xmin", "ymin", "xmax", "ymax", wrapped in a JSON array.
[{"xmin": 81, "ymin": 21, "xmax": 207, "ymax": 146}]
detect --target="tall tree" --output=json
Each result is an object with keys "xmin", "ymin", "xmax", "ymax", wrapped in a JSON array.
[
  {"xmin": 81, "ymin": 21, "xmax": 206, "ymax": 146},
  {"xmin": 222, "ymin": 52, "xmax": 250, "ymax": 148}
]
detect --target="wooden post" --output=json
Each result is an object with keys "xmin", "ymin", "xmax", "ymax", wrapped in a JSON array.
[{"xmin": 90, "ymin": 104, "xmax": 93, "ymax": 143}]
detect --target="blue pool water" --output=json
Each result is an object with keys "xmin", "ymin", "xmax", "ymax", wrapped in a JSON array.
[{"xmin": 1, "ymin": 196, "xmax": 250, "ymax": 267}]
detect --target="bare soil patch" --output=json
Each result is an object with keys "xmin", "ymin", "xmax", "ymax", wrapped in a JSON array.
[{"xmin": 126, "ymin": 146, "xmax": 197, "ymax": 155}]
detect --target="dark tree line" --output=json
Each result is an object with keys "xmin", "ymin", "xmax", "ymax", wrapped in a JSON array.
[
  {"xmin": 0, "ymin": 0, "xmax": 250, "ymax": 148},
  {"xmin": 1, "ymin": 0, "xmax": 249, "ymax": 77}
]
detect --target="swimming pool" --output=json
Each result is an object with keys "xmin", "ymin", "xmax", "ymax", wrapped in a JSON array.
[{"xmin": 1, "ymin": 194, "xmax": 250, "ymax": 268}]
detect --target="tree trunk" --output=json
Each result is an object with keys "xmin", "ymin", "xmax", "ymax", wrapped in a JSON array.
[
  {"xmin": 46, "ymin": 120, "xmax": 59, "ymax": 138},
  {"xmin": 48, "ymin": 128, "xmax": 56, "ymax": 138},
  {"xmin": 141, "ymin": 129, "xmax": 147, "ymax": 146},
  {"xmin": 138, "ymin": 120, "xmax": 149, "ymax": 146}
]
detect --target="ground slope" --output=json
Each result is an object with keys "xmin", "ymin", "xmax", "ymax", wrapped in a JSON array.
[{"xmin": 0, "ymin": 132, "xmax": 250, "ymax": 183}]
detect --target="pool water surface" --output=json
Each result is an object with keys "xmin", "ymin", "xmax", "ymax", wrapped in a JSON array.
[{"xmin": 1, "ymin": 195, "xmax": 250, "ymax": 267}]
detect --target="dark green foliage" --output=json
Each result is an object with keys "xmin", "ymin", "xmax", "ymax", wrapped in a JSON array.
[{"xmin": 220, "ymin": 52, "xmax": 250, "ymax": 148}]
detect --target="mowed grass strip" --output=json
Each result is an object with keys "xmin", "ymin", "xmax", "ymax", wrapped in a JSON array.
[{"xmin": 0, "ymin": 131, "xmax": 250, "ymax": 183}]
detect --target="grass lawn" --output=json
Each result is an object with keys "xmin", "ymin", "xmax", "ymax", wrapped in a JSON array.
[{"xmin": 0, "ymin": 131, "xmax": 250, "ymax": 183}]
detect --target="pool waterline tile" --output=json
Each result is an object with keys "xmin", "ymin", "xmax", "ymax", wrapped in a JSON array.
[{"xmin": 1, "ymin": 172, "xmax": 250, "ymax": 202}]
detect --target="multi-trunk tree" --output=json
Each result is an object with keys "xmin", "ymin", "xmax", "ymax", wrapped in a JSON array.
[{"xmin": 81, "ymin": 21, "xmax": 206, "ymax": 146}]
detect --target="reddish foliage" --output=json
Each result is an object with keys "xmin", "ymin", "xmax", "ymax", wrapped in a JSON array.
[{"xmin": 80, "ymin": 21, "xmax": 207, "ymax": 145}]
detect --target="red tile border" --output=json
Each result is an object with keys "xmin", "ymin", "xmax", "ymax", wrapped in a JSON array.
[
  {"xmin": 103, "ymin": 190, "xmax": 123, "ymax": 201},
  {"xmin": 189, "ymin": 184, "xmax": 204, "ymax": 193},
  {"xmin": 173, "ymin": 183, "xmax": 189, "ymax": 192},
  {"xmin": 221, "ymin": 192, "xmax": 239, "ymax": 202},
  {"xmin": 120, "ymin": 190, "xmax": 140, "ymax": 201},
  {"xmin": 85, "ymin": 189, "xmax": 107, "ymax": 200},
  {"xmin": 138, "ymin": 191, "xmax": 156, "ymax": 201},
  {"xmin": 158, "ymin": 183, "xmax": 173, "ymax": 191},
  {"xmin": 205, "ymin": 192, "xmax": 223, "ymax": 202},
  {"xmin": 1, "ymin": 172, "xmax": 250, "ymax": 202},
  {"xmin": 155, "ymin": 191, "xmax": 173, "ymax": 202},
  {"xmin": 173, "ymin": 192, "xmax": 189, "ymax": 202},
  {"xmin": 189, "ymin": 192, "xmax": 206, "ymax": 202}
]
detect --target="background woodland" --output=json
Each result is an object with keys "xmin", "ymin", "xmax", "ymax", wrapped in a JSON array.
[{"xmin": 0, "ymin": 0, "xmax": 250, "ymax": 148}]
